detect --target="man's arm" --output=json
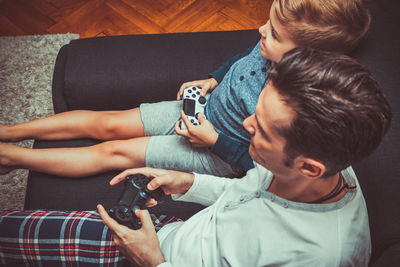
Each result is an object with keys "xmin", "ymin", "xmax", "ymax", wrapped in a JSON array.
[
  {"xmin": 98, "ymin": 205, "xmax": 166, "ymax": 267},
  {"xmin": 100, "ymin": 167, "xmax": 247, "ymax": 266},
  {"xmin": 110, "ymin": 167, "xmax": 237, "ymax": 207},
  {"xmin": 101, "ymin": 168, "xmax": 202, "ymax": 267},
  {"xmin": 170, "ymin": 172, "xmax": 237, "ymax": 206}
]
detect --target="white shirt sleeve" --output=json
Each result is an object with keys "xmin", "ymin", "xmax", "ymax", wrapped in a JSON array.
[{"xmin": 171, "ymin": 172, "xmax": 238, "ymax": 206}]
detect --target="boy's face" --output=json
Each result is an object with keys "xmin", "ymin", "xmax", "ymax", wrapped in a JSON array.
[{"xmin": 258, "ymin": 1, "xmax": 296, "ymax": 62}]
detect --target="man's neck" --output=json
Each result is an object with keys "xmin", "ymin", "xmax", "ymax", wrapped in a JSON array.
[{"xmin": 267, "ymin": 172, "xmax": 345, "ymax": 203}]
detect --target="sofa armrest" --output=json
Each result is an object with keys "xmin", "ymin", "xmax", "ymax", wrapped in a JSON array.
[
  {"xmin": 52, "ymin": 30, "xmax": 259, "ymax": 112},
  {"xmin": 52, "ymin": 44, "xmax": 69, "ymax": 113}
]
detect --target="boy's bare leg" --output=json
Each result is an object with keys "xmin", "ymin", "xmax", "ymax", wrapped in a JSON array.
[
  {"xmin": 0, "ymin": 137, "xmax": 149, "ymax": 177},
  {"xmin": 0, "ymin": 108, "xmax": 144, "ymax": 142}
]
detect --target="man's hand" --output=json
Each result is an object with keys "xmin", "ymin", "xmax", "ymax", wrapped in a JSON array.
[
  {"xmin": 175, "ymin": 111, "xmax": 219, "ymax": 147},
  {"xmin": 97, "ymin": 204, "xmax": 165, "ymax": 267},
  {"xmin": 109, "ymin": 167, "xmax": 195, "ymax": 206},
  {"xmin": 177, "ymin": 78, "xmax": 218, "ymax": 100}
]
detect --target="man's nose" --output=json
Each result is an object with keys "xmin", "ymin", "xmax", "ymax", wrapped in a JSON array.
[{"xmin": 243, "ymin": 115, "xmax": 255, "ymax": 135}]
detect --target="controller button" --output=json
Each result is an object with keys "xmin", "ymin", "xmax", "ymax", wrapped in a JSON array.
[
  {"xmin": 192, "ymin": 94, "xmax": 196, "ymax": 98},
  {"xmin": 196, "ymin": 91, "xmax": 200, "ymax": 95},
  {"xmin": 198, "ymin": 96, "xmax": 206, "ymax": 104},
  {"xmin": 191, "ymin": 119, "xmax": 195, "ymax": 123},
  {"xmin": 188, "ymin": 89, "xmax": 192, "ymax": 93}
]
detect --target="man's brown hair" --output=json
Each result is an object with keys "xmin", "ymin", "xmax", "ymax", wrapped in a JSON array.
[
  {"xmin": 270, "ymin": 48, "xmax": 391, "ymax": 177},
  {"xmin": 275, "ymin": 0, "xmax": 371, "ymax": 53}
]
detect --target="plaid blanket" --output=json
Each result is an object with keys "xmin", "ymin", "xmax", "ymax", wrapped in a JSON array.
[{"xmin": 0, "ymin": 210, "xmax": 182, "ymax": 266}]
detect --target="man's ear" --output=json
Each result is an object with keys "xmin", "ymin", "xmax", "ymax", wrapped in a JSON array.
[{"xmin": 294, "ymin": 157, "xmax": 326, "ymax": 179}]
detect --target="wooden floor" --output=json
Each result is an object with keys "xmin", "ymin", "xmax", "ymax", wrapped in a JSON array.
[{"xmin": 0, "ymin": 0, "xmax": 273, "ymax": 38}]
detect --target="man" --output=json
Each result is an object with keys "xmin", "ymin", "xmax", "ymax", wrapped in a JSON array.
[{"xmin": 97, "ymin": 47, "xmax": 392, "ymax": 266}]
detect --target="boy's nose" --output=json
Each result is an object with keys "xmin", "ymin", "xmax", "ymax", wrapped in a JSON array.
[{"xmin": 258, "ymin": 22, "xmax": 268, "ymax": 37}]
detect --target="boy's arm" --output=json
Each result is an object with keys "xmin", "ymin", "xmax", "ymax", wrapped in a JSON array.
[
  {"xmin": 209, "ymin": 38, "xmax": 260, "ymax": 83},
  {"xmin": 177, "ymin": 38, "xmax": 260, "ymax": 99},
  {"xmin": 175, "ymin": 113, "xmax": 254, "ymax": 171},
  {"xmin": 210, "ymin": 132, "xmax": 254, "ymax": 171}
]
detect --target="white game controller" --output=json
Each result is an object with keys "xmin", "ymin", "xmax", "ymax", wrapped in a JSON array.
[{"xmin": 180, "ymin": 86, "xmax": 207, "ymax": 130}]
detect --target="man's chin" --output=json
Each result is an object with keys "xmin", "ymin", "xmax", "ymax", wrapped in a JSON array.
[{"xmin": 248, "ymin": 150, "xmax": 262, "ymax": 166}]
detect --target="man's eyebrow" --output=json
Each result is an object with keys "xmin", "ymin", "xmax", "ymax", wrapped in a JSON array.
[{"xmin": 255, "ymin": 114, "xmax": 272, "ymax": 142}]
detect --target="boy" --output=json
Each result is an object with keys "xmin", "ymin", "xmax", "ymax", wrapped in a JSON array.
[{"xmin": 0, "ymin": 0, "xmax": 371, "ymax": 178}]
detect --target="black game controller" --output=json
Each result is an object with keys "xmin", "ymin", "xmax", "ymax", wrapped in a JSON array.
[{"xmin": 108, "ymin": 174, "xmax": 165, "ymax": 229}]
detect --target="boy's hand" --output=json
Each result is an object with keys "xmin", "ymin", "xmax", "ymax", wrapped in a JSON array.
[
  {"xmin": 109, "ymin": 167, "xmax": 195, "ymax": 206},
  {"xmin": 97, "ymin": 204, "xmax": 165, "ymax": 267},
  {"xmin": 177, "ymin": 78, "xmax": 218, "ymax": 100},
  {"xmin": 175, "ymin": 111, "xmax": 219, "ymax": 147}
]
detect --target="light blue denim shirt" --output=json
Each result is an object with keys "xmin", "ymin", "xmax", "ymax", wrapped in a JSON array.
[{"xmin": 205, "ymin": 41, "xmax": 271, "ymax": 144}]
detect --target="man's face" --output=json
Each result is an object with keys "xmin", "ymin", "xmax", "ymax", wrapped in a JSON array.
[
  {"xmin": 243, "ymin": 83, "xmax": 295, "ymax": 176},
  {"xmin": 258, "ymin": 1, "xmax": 296, "ymax": 62}
]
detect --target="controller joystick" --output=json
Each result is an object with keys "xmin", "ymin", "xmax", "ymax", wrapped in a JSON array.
[{"xmin": 108, "ymin": 174, "xmax": 165, "ymax": 229}]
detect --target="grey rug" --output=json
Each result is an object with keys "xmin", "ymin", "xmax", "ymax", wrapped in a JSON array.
[{"xmin": 0, "ymin": 33, "xmax": 79, "ymax": 210}]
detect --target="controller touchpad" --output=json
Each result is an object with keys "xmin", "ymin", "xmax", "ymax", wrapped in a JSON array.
[{"xmin": 183, "ymin": 99, "xmax": 196, "ymax": 116}]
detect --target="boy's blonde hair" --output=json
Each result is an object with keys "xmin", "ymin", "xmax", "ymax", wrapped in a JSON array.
[{"xmin": 275, "ymin": 0, "xmax": 371, "ymax": 53}]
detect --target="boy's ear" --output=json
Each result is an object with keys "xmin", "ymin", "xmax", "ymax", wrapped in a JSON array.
[{"xmin": 294, "ymin": 157, "xmax": 326, "ymax": 179}]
